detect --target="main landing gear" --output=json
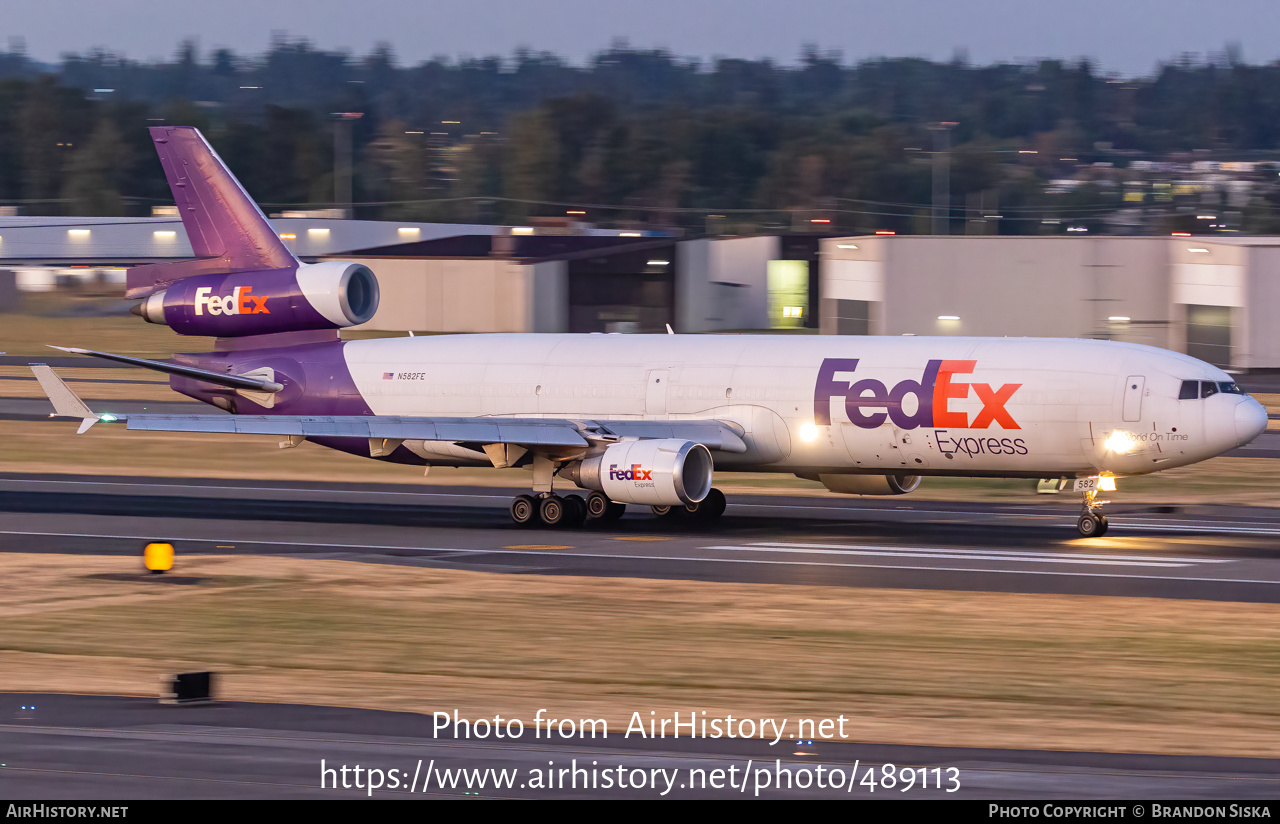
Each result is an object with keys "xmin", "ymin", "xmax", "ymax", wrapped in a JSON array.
[
  {"xmin": 1076, "ymin": 488, "xmax": 1109, "ymax": 537},
  {"xmin": 509, "ymin": 489, "xmax": 726, "ymax": 527},
  {"xmin": 510, "ymin": 493, "xmax": 587, "ymax": 527}
]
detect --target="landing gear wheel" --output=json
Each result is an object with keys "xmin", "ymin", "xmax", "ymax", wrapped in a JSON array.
[
  {"xmin": 1076, "ymin": 488, "xmax": 1111, "ymax": 538},
  {"xmin": 510, "ymin": 494, "xmax": 537, "ymax": 526},
  {"xmin": 586, "ymin": 491, "xmax": 612, "ymax": 519},
  {"xmin": 539, "ymin": 495, "xmax": 565, "ymax": 527},
  {"xmin": 586, "ymin": 492, "xmax": 626, "ymax": 521},
  {"xmin": 1077, "ymin": 512, "xmax": 1103, "ymax": 538},
  {"xmin": 698, "ymin": 488, "xmax": 726, "ymax": 521},
  {"xmin": 562, "ymin": 495, "xmax": 587, "ymax": 527},
  {"xmin": 650, "ymin": 505, "xmax": 673, "ymax": 518}
]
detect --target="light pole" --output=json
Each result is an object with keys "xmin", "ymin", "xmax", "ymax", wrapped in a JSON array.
[
  {"xmin": 930, "ymin": 122, "xmax": 957, "ymax": 235},
  {"xmin": 332, "ymin": 112, "xmax": 362, "ymax": 218}
]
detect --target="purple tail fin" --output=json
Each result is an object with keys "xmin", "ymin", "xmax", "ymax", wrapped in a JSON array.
[{"xmin": 127, "ymin": 127, "xmax": 297, "ymax": 298}]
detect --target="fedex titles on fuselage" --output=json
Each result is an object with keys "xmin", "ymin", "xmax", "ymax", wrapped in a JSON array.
[
  {"xmin": 814, "ymin": 357, "xmax": 1029, "ymax": 457},
  {"xmin": 193, "ymin": 286, "xmax": 270, "ymax": 316}
]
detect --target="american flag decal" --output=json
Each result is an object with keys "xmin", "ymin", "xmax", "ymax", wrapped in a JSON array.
[{"xmin": 383, "ymin": 372, "xmax": 395, "ymax": 380}]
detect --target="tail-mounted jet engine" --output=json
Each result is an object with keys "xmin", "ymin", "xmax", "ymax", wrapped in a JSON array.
[
  {"xmin": 564, "ymin": 438, "xmax": 714, "ymax": 506},
  {"xmin": 133, "ymin": 261, "xmax": 379, "ymax": 337}
]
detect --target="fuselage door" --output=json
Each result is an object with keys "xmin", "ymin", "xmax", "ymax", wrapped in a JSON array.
[
  {"xmin": 645, "ymin": 369, "xmax": 670, "ymax": 416},
  {"xmin": 1122, "ymin": 375, "xmax": 1146, "ymax": 422}
]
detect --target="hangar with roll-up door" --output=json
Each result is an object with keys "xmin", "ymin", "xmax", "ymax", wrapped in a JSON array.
[{"xmin": 820, "ymin": 235, "xmax": 1280, "ymax": 371}]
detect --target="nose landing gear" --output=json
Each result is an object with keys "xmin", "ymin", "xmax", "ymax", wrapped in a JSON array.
[{"xmin": 1077, "ymin": 489, "xmax": 1109, "ymax": 537}]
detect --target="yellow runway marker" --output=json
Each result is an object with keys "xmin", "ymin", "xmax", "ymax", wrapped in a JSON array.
[
  {"xmin": 613, "ymin": 536, "xmax": 670, "ymax": 542},
  {"xmin": 503, "ymin": 545, "xmax": 573, "ymax": 551}
]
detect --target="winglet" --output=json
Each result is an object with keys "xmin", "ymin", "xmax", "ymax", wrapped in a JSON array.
[{"xmin": 30, "ymin": 364, "xmax": 105, "ymax": 433}]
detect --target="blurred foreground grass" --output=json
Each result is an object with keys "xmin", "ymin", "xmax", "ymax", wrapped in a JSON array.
[{"xmin": 0, "ymin": 553, "xmax": 1277, "ymax": 757}]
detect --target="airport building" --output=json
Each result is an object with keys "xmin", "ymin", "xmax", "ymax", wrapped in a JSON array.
[
  {"xmin": 3, "ymin": 213, "xmax": 1279, "ymax": 370},
  {"xmin": 819, "ymin": 235, "xmax": 1280, "ymax": 371},
  {"xmin": 333, "ymin": 233, "xmax": 821, "ymax": 335}
]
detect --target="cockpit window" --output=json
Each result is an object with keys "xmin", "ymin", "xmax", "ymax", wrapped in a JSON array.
[{"xmin": 1180, "ymin": 379, "xmax": 1247, "ymax": 399}]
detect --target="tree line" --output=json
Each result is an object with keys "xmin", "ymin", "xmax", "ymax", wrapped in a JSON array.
[{"xmin": 3, "ymin": 37, "xmax": 1280, "ymax": 234}]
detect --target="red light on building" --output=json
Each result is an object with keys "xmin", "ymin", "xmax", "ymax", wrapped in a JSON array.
[
  {"xmin": 566, "ymin": 210, "xmax": 586, "ymax": 215},
  {"xmin": 1171, "ymin": 232, "xmax": 1191, "ymax": 237},
  {"xmin": 810, "ymin": 218, "xmax": 830, "ymax": 224},
  {"xmin": 875, "ymin": 230, "xmax": 896, "ymax": 235}
]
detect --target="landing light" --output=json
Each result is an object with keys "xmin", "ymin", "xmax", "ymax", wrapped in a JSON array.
[
  {"xmin": 799, "ymin": 423, "xmax": 819, "ymax": 442},
  {"xmin": 1099, "ymin": 476, "xmax": 1117, "ymax": 491},
  {"xmin": 937, "ymin": 315, "xmax": 960, "ymax": 321},
  {"xmin": 1104, "ymin": 431, "xmax": 1137, "ymax": 454}
]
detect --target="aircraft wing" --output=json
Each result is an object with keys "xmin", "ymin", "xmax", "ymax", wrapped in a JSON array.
[
  {"xmin": 31, "ymin": 365, "xmax": 748, "ymax": 453},
  {"xmin": 119, "ymin": 415, "xmax": 746, "ymax": 452},
  {"xmin": 123, "ymin": 414, "xmax": 594, "ymax": 447}
]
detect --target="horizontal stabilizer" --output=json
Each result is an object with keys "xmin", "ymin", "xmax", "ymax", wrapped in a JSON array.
[{"xmin": 48, "ymin": 346, "xmax": 285, "ymax": 393}]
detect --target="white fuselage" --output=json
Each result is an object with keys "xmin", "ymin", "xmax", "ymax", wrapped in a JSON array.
[{"xmin": 341, "ymin": 333, "xmax": 1265, "ymax": 479}]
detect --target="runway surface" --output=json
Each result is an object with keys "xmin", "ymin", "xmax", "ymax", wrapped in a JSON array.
[
  {"xmin": 0, "ymin": 473, "xmax": 1278, "ymax": 603},
  {"xmin": 4, "ymin": 474, "xmax": 1279, "ymax": 800},
  {"xmin": 2, "ymin": 694, "xmax": 1276, "ymax": 799}
]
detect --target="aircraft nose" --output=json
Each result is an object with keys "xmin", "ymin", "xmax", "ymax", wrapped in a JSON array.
[{"xmin": 1235, "ymin": 397, "xmax": 1268, "ymax": 445}]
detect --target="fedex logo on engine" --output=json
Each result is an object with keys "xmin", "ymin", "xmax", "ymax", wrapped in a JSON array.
[
  {"xmin": 814, "ymin": 358, "xmax": 1021, "ymax": 430},
  {"xmin": 609, "ymin": 464, "xmax": 653, "ymax": 481},
  {"xmin": 194, "ymin": 286, "xmax": 270, "ymax": 316}
]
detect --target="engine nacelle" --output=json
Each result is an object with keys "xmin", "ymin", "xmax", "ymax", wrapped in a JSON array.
[
  {"xmin": 816, "ymin": 473, "xmax": 921, "ymax": 495},
  {"xmin": 566, "ymin": 439, "xmax": 714, "ymax": 506},
  {"xmin": 134, "ymin": 261, "xmax": 379, "ymax": 337}
]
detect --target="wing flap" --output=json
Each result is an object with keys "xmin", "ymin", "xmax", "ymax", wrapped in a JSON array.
[{"xmin": 601, "ymin": 420, "xmax": 748, "ymax": 453}]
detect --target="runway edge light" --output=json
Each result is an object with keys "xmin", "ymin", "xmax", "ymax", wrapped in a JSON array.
[{"xmin": 144, "ymin": 542, "xmax": 174, "ymax": 573}]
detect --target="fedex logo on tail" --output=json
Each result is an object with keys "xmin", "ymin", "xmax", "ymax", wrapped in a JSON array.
[
  {"xmin": 194, "ymin": 286, "xmax": 270, "ymax": 316},
  {"xmin": 814, "ymin": 358, "xmax": 1021, "ymax": 430}
]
